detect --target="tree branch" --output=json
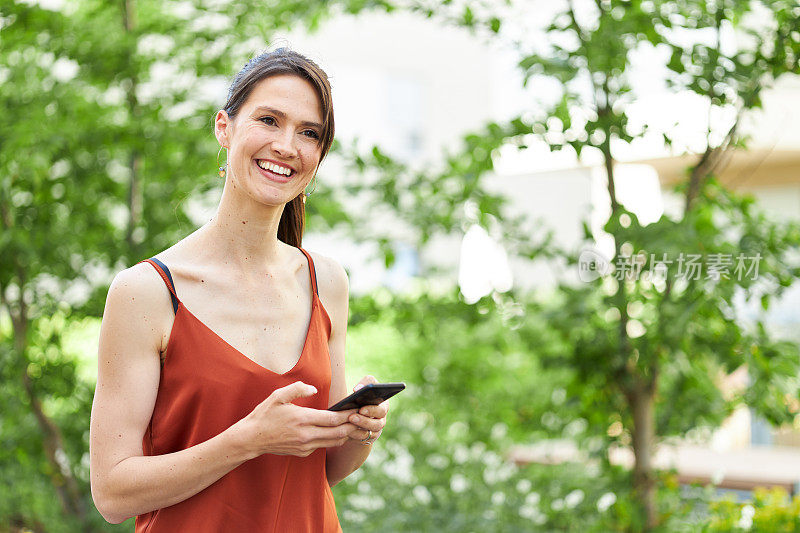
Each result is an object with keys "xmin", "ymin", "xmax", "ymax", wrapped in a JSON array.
[
  {"xmin": 22, "ymin": 370, "xmax": 87, "ymax": 522},
  {"xmin": 684, "ymin": 117, "xmax": 739, "ymax": 213},
  {"xmin": 10, "ymin": 263, "xmax": 88, "ymax": 525},
  {"xmin": 567, "ymin": 0, "xmax": 619, "ymax": 213},
  {"xmin": 685, "ymin": 4, "xmax": 737, "ymax": 213}
]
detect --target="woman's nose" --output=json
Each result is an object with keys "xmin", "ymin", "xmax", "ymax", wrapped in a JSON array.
[{"xmin": 270, "ymin": 130, "xmax": 298, "ymax": 158}]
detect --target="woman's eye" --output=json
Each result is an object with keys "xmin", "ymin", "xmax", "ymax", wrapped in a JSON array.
[{"xmin": 260, "ymin": 117, "xmax": 318, "ymax": 140}]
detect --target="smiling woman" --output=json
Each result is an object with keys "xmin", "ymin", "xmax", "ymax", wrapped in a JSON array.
[
  {"xmin": 221, "ymin": 74, "xmax": 323, "ymax": 198},
  {"xmin": 218, "ymin": 50, "xmax": 335, "ymax": 245},
  {"xmin": 88, "ymin": 47, "xmax": 391, "ymax": 532}
]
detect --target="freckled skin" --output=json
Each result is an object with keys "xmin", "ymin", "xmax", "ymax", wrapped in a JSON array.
[{"xmin": 217, "ymin": 75, "xmax": 323, "ymax": 210}]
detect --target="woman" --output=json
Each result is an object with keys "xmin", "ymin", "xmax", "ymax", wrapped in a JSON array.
[{"xmin": 89, "ymin": 48, "xmax": 388, "ymax": 532}]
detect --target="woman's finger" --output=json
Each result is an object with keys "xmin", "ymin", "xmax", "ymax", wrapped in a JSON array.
[
  {"xmin": 357, "ymin": 402, "xmax": 388, "ymax": 419},
  {"xmin": 347, "ymin": 427, "xmax": 378, "ymax": 442},
  {"xmin": 348, "ymin": 413, "xmax": 386, "ymax": 432},
  {"xmin": 353, "ymin": 374, "xmax": 378, "ymax": 392},
  {"xmin": 304, "ymin": 407, "xmax": 357, "ymax": 427}
]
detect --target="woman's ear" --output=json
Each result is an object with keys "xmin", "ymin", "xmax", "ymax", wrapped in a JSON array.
[{"xmin": 214, "ymin": 110, "xmax": 232, "ymax": 148}]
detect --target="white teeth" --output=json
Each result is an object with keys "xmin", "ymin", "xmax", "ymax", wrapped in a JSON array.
[{"xmin": 256, "ymin": 160, "xmax": 292, "ymax": 176}]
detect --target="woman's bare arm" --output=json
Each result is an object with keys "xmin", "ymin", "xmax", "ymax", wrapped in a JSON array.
[
  {"xmin": 89, "ymin": 264, "xmax": 354, "ymax": 523},
  {"xmin": 316, "ymin": 254, "xmax": 387, "ymax": 486},
  {"xmin": 89, "ymin": 264, "xmax": 254, "ymax": 522}
]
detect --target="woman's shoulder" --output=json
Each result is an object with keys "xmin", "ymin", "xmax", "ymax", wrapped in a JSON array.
[
  {"xmin": 110, "ymin": 259, "xmax": 172, "ymax": 301},
  {"xmin": 306, "ymin": 249, "xmax": 349, "ymax": 301},
  {"xmin": 105, "ymin": 258, "xmax": 177, "ymax": 323},
  {"xmin": 305, "ymin": 249, "xmax": 349, "ymax": 334},
  {"xmin": 132, "ymin": 232, "xmax": 206, "ymax": 284},
  {"xmin": 101, "ymin": 259, "xmax": 177, "ymax": 356},
  {"xmin": 107, "ymin": 236, "xmax": 197, "ymax": 316}
]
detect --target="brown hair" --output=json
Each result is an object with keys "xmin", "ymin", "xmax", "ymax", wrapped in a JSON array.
[{"xmin": 222, "ymin": 47, "xmax": 335, "ymax": 248}]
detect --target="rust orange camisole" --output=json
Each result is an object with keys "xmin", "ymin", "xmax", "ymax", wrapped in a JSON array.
[{"xmin": 134, "ymin": 248, "xmax": 342, "ymax": 532}]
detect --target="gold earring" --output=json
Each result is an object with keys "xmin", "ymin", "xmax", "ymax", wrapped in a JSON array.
[{"xmin": 217, "ymin": 146, "xmax": 227, "ymax": 178}]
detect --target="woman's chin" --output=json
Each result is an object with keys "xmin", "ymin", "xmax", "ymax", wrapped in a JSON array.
[
  {"xmin": 251, "ymin": 186, "xmax": 301, "ymax": 207},
  {"xmin": 226, "ymin": 175, "xmax": 303, "ymax": 208}
]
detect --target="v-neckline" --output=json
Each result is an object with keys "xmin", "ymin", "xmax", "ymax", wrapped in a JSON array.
[
  {"xmin": 176, "ymin": 294, "xmax": 317, "ymax": 377},
  {"xmin": 160, "ymin": 247, "xmax": 319, "ymax": 377}
]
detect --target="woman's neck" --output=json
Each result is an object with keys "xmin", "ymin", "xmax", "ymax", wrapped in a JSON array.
[{"xmin": 200, "ymin": 188, "xmax": 292, "ymax": 273}]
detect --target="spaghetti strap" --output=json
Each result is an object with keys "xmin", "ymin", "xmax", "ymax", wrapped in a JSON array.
[
  {"xmin": 298, "ymin": 247, "xmax": 319, "ymax": 296},
  {"xmin": 140, "ymin": 257, "xmax": 180, "ymax": 314},
  {"xmin": 133, "ymin": 246, "xmax": 340, "ymax": 532}
]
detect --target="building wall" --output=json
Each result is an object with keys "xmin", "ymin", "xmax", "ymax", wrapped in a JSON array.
[{"xmin": 742, "ymin": 183, "xmax": 800, "ymax": 221}]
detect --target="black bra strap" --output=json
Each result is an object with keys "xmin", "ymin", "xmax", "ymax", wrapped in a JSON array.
[{"xmin": 148, "ymin": 257, "xmax": 179, "ymax": 314}]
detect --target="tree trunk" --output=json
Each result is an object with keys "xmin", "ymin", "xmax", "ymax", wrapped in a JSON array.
[
  {"xmin": 12, "ymin": 315, "xmax": 90, "ymax": 529},
  {"xmin": 595, "ymin": 77, "xmax": 658, "ymax": 530},
  {"xmin": 125, "ymin": 148, "xmax": 143, "ymax": 253},
  {"xmin": 123, "ymin": 0, "xmax": 143, "ymax": 257},
  {"xmin": 2, "ymin": 266, "xmax": 91, "ymax": 529},
  {"xmin": 628, "ymin": 383, "xmax": 657, "ymax": 531},
  {"xmin": 601, "ymin": 137, "xmax": 619, "ymax": 214}
]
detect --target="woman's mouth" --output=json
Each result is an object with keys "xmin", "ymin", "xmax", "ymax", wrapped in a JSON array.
[{"xmin": 254, "ymin": 159, "xmax": 295, "ymax": 183}]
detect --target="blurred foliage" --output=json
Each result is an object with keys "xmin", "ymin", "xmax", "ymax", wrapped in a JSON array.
[
  {"xmin": 702, "ymin": 487, "xmax": 800, "ymax": 532},
  {"xmin": 540, "ymin": 180, "xmax": 800, "ymax": 438},
  {"xmin": 0, "ymin": 0, "xmax": 395, "ymax": 529},
  {"xmin": 337, "ymin": 0, "xmax": 800, "ymax": 530},
  {"xmin": 346, "ymin": 288, "xmax": 563, "ymax": 443},
  {"xmin": 3, "ymin": 0, "xmax": 800, "ymax": 532},
  {"xmin": 333, "ymin": 404, "xmax": 633, "ymax": 532}
]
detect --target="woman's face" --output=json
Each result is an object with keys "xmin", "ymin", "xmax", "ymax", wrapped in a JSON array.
[{"xmin": 215, "ymin": 74, "xmax": 324, "ymax": 207}]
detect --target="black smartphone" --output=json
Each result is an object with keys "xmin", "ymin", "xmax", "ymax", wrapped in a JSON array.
[{"xmin": 328, "ymin": 382, "xmax": 406, "ymax": 411}]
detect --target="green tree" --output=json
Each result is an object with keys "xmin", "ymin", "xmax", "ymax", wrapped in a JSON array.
[
  {"xmin": 513, "ymin": 1, "xmax": 800, "ymax": 529},
  {"xmin": 340, "ymin": 0, "xmax": 800, "ymax": 530},
  {"xmin": 0, "ymin": 0, "xmax": 391, "ymax": 529}
]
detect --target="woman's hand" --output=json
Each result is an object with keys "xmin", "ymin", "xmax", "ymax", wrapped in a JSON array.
[
  {"xmin": 232, "ymin": 381, "xmax": 357, "ymax": 458},
  {"xmin": 346, "ymin": 375, "xmax": 389, "ymax": 445}
]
